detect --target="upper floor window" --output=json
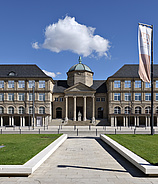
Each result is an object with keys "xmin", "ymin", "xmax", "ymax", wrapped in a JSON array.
[
  {"xmin": 125, "ymin": 81, "xmax": 131, "ymax": 88},
  {"xmin": 19, "ymin": 106, "xmax": 25, "ymax": 114},
  {"xmin": 125, "ymin": 106, "xmax": 131, "ymax": 114},
  {"xmin": 135, "ymin": 107, "xmax": 141, "ymax": 114},
  {"xmin": 156, "ymin": 81, "xmax": 158, "ymax": 88},
  {"xmin": 145, "ymin": 82, "xmax": 151, "ymax": 88},
  {"xmin": 0, "ymin": 93, "xmax": 4, "ymax": 101},
  {"xmin": 8, "ymin": 71, "xmax": 16, "ymax": 76},
  {"xmin": 125, "ymin": 93, "xmax": 131, "ymax": 101},
  {"xmin": 8, "ymin": 93, "xmax": 14, "ymax": 101},
  {"xmin": 39, "ymin": 107, "xmax": 45, "ymax": 114},
  {"xmin": 18, "ymin": 80, "xmax": 25, "ymax": 88},
  {"xmin": 18, "ymin": 93, "xmax": 24, "ymax": 101},
  {"xmin": 0, "ymin": 81, "xmax": 4, "ymax": 88},
  {"xmin": 60, "ymin": 97, "xmax": 63, "ymax": 102},
  {"xmin": 8, "ymin": 106, "xmax": 14, "ymax": 114},
  {"xmin": 8, "ymin": 80, "xmax": 14, "ymax": 88},
  {"xmin": 29, "ymin": 106, "xmax": 33, "ymax": 114},
  {"xmin": 29, "ymin": 93, "xmax": 33, "ymax": 101},
  {"xmin": 135, "ymin": 80, "xmax": 141, "ymax": 88},
  {"xmin": 0, "ymin": 107, "xmax": 4, "ymax": 114},
  {"xmin": 96, "ymin": 98, "xmax": 100, "ymax": 102},
  {"xmin": 135, "ymin": 93, "xmax": 141, "ymax": 101},
  {"xmin": 28, "ymin": 80, "xmax": 35, "ymax": 88},
  {"xmin": 39, "ymin": 81, "xmax": 45, "ymax": 88},
  {"xmin": 39, "ymin": 93, "xmax": 45, "ymax": 101},
  {"xmin": 114, "ymin": 93, "xmax": 120, "ymax": 101},
  {"xmin": 156, "ymin": 93, "xmax": 158, "ymax": 101},
  {"xmin": 101, "ymin": 97, "xmax": 105, "ymax": 102},
  {"xmin": 114, "ymin": 106, "xmax": 121, "ymax": 114},
  {"xmin": 145, "ymin": 106, "xmax": 151, "ymax": 114},
  {"xmin": 145, "ymin": 93, "xmax": 151, "ymax": 101},
  {"xmin": 55, "ymin": 97, "xmax": 58, "ymax": 102},
  {"xmin": 114, "ymin": 80, "xmax": 121, "ymax": 88}
]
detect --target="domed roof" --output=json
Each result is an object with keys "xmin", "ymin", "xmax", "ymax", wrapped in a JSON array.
[{"xmin": 68, "ymin": 57, "xmax": 92, "ymax": 72}]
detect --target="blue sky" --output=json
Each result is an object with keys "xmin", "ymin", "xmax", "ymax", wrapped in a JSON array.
[{"xmin": 0, "ymin": 0, "xmax": 158, "ymax": 80}]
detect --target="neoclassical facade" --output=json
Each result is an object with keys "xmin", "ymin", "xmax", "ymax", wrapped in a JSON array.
[{"xmin": 1, "ymin": 59, "xmax": 158, "ymax": 127}]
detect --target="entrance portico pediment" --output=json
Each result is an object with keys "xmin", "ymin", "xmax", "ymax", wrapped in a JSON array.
[{"xmin": 64, "ymin": 82, "xmax": 96, "ymax": 94}]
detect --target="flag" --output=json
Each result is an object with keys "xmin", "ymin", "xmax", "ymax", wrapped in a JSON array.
[{"xmin": 138, "ymin": 24, "xmax": 152, "ymax": 82}]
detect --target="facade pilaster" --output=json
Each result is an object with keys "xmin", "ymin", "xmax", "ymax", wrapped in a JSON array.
[
  {"xmin": 83, "ymin": 96, "xmax": 87, "ymax": 121},
  {"xmin": 73, "ymin": 96, "xmax": 76, "ymax": 121},
  {"xmin": 65, "ymin": 96, "xmax": 68, "ymax": 122},
  {"xmin": 91, "ymin": 96, "xmax": 95, "ymax": 123}
]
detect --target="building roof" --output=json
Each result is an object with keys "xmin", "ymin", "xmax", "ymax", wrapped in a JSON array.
[
  {"xmin": 0, "ymin": 65, "xmax": 49, "ymax": 78},
  {"xmin": 68, "ymin": 56, "xmax": 92, "ymax": 73},
  {"xmin": 109, "ymin": 64, "xmax": 158, "ymax": 78},
  {"xmin": 53, "ymin": 80, "xmax": 107, "ymax": 93}
]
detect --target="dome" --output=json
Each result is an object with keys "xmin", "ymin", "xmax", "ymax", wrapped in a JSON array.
[{"xmin": 68, "ymin": 56, "xmax": 92, "ymax": 72}]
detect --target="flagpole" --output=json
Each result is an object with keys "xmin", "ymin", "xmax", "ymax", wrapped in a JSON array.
[{"xmin": 151, "ymin": 25, "xmax": 154, "ymax": 135}]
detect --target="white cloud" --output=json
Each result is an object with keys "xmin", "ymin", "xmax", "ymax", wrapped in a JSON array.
[
  {"xmin": 33, "ymin": 16, "xmax": 110, "ymax": 57},
  {"xmin": 32, "ymin": 42, "xmax": 40, "ymax": 49},
  {"xmin": 42, "ymin": 70, "xmax": 61, "ymax": 78}
]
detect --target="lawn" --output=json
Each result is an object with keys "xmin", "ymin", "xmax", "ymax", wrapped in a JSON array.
[
  {"xmin": 0, "ymin": 134, "xmax": 62, "ymax": 165},
  {"xmin": 107, "ymin": 134, "xmax": 158, "ymax": 165}
]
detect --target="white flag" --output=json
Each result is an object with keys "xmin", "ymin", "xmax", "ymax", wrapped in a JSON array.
[{"xmin": 138, "ymin": 24, "xmax": 152, "ymax": 82}]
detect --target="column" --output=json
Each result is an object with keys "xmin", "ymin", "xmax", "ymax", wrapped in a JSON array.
[
  {"xmin": 134, "ymin": 116, "xmax": 136, "ymax": 126},
  {"xmin": 83, "ymin": 96, "xmax": 86, "ymax": 121},
  {"xmin": 91, "ymin": 96, "xmax": 95, "ymax": 123},
  {"xmin": 12, "ymin": 116, "xmax": 14, "ymax": 126},
  {"xmin": 148, "ymin": 117, "xmax": 150, "ymax": 127},
  {"xmin": 23, "ymin": 116, "xmax": 25, "ymax": 126},
  {"xmin": 65, "ymin": 96, "xmax": 68, "ymax": 122},
  {"xmin": 20, "ymin": 117, "xmax": 22, "ymax": 127},
  {"xmin": 146, "ymin": 116, "xmax": 147, "ymax": 127},
  {"xmin": 9, "ymin": 116, "xmax": 11, "ymax": 126},
  {"xmin": 114, "ymin": 116, "xmax": 117, "ymax": 126},
  {"xmin": 123, "ymin": 116, "xmax": 125, "ymax": 127},
  {"xmin": 1, "ymin": 117, "xmax": 3, "ymax": 126},
  {"xmin": 126, "ymin": 116, "xmax": 128, "ymax": 127},
  {"xmin": 73, "ymin": 96, "xmax": 76, "ymax": 121},
  {"xmin": 43, "ymin": 117, "xmax": 45, "ymax": 126},
  {"xmin": 137, "ymin": 116, "xmax": 139, "ymax": 127},
  {"xmin": 111, "ymin": 116, "xmax": 114, "ymax": 126}
]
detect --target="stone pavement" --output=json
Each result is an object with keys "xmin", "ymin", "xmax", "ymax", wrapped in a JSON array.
[{"xmin": 0, "ymin": 137, "xmax": 158, "ymax": 183}]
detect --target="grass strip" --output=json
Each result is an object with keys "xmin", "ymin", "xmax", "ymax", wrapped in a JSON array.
[
  {"xmin": 0, "ymin": 134, "xmax": 62, "ymax": 165},
  {"xmin": 106, "ymin": 134, "xmax": 158, "ymax": 165}
]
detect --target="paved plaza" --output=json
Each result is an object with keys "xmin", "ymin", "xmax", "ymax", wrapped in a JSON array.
[{"xmin": 0, "ymin": 136, "xmax": 158, "ymax": 183}]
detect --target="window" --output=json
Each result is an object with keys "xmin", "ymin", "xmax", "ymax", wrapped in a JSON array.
[
  {"xmin": 39, "ymin": 93, "xmax": 45, "ymax": 101},
  {"xmin": 0, "ymin": 107, "xmax": 4, "ymax": 114},
  {"xmin": 18, "ymin": 93, "xmax": 24, "ymax": 101},
  {"xmin": 8, "ymin": 71, "xmax": 16, "ymax": 76},
  {"xmin": 29, "ymin": 106, "xmax": 33, "ymax": 114},
  {"xmin": 125, "ymin": 106, "xmax": 131, "ymax": 114},
  {"xmin": 19, "ymin": 106, "xmax": 24, "ymax": 114},
  {"xmin": 114, "ymin": 93, "xmax": 120, "ymax": 101},
  {"xmin": 0, "ymin": 93, "xmax": 4, "ymax": 101},
  {"xmin": 125, "ymin": 93, "xmax": 131, "ymax": 101},
  {"xmin": 0, "ymin": 81, "xmax": 4, "ymax": 88},
  {"xmin": 135, "ymin": 80, "xmax": 141, "ymax": 88},
  {"xmin": 96, "ymin": 98, "xmax": 100, "ymax": 102},
  {"xmin": 135, "ymin": 93, "xmax": 141, "ymax": 101},
  {"xmin": 135, "ymin": 107, "xmax": 141, "ymax": 114},
  {"xmin": 145, "ymin": 106, "xmax": 151, "ymax": 114},
  {"xmin": 39, "ymin": 107, "xmax": 45, "ymax": 114},
  {"xmin": 29, "ymin": 93, "xmax": 33, "ymax": 101},
  {"xmin": 114, "ymin": 80, "xmax": 121, "ymax": 88},
  {"xmin": 125, "ymin": 81, "xmax": 131, "ymax": 88},
  {"xmin": 156, "ymin": 93, "xmax": 158, "ymax": 101},
  {"xmin": 28, "ymin": 80, "xmax": 35, "ymax": 88},
  {"xmin": 156, "ymin": 107, "xmax": 158, "ymax": 114},
  {"xmin": 101, "ymin": 98, "xmax": 105, "ymax": 102},
  {"xmin": 60, "ymin": 97, "xmax": 63, "ymax": 102},
  {"xmin": 8, "ymin": 80, "xmax": 14, "ymax": 88},
  {"xmin": 145, "ymin": 93, "xmax": 151, "ymax": 101},
  {"xmin": 55, "ymin": 97, "xmax": 58, "ymax": 102},
  {"xmin": 18, "ymin": 81, "xmax": 25, "ymax": 88},
  {"xmin": 156, "ymin": 81, "xmax": 158, "ymax": 88},
  {"xmin": 8, "ymin": 93, "xmax": 14, "ymax": 101},
  {"xmin": 114, "ymin": 106, "xmax": 121, "ymax": 114},
  {"xmin": 39, "ymin": 81, "xmax": 45, "ymax": 88},
  {"xmin": 145, "ymin": 82, "xmax": 151, "ymax": 88},
  {"xmin": 8, "ymin": 107, "xmax": 14, "ymax": 114}
]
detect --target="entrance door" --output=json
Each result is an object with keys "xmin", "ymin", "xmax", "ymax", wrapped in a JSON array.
[
  {"xmin": 76, "ymin": 106, "xmax": 83, "ymax": 121},
  {"xmin": 98, "ymin": 107, "xmax": 103, "ymax": 119},
  {"xmin": 37, "ymin": 116, "xmax": 42, "ymax": 126}
]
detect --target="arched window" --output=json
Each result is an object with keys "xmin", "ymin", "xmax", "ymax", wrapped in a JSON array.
[
  {"xmin": 39, "ymin": 107, "xmax": 45, "ymax": 114},
  {"xmin": 19, "ymin": 106, "xmax": 24, "ymax": 114},
  {"xmin": 125, "ymin": 106, "xmax": 131, "ymax": 114},
  {"xmin": 145, "ymin": 106, "xmax": 151, "ymax": 114},
  {"xmin": 56, "ymin": 107, "xmax": 62, "ymax": 118},
  {"xmin": 156, "ymin": 107, "xmax": 158, "ymax": 114},
  {"xmin": 29, "ymin": 106, "xmax": 33, "ymax": 114},
  {"xmin": 0, "ymin": 107, "xmax": 4, "ymax": 114},
  {"xmin": 114, "ymin": 106, "xmax": 121, "ymax": 114},
  {"xmin": 98, "ymin": 107, "xmax": 103, "ymax": 118},
  {"xmin": 8, "ymin": 106, "xmax": 14, "ymax": 114},
  {"xmin": 135, "ymin": 107, "xmax": 141, "ymax": 114}
]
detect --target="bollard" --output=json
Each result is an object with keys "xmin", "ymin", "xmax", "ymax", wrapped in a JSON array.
[
  {"xmin": 96, "ymin": 129, "xmax": 97, "ymax": 136},
  {"xmin": 19, "ymin": 129, "xmax": 21, "ymax": 134},
  {"xmin": 74, "ymin": 125, "xmax": 76, "ymax": 130},
  {"xmin": 1, "ymin": 129, "xmax": 2, "ymax": 134},
  {"xmin": 77, "ymin": 128, "xmax": 78, "ymax": 136},
  {"xmin": 115, "ymin": 129, "xmax": 116, "ymax": 134},
  {"xmin": 89, "ymin": 125, "xmax": 91, "ymax": 130},
  {"xmin": 39, "ymin": 129, "xmax": 40, "ymax": 134},
  {"xmin": 58, "ymin": 129, "xmax": 60, "ymax": 134},
  {"xmin": 134, "ymin": 129, "xmax": 136, "ymax": 134}
]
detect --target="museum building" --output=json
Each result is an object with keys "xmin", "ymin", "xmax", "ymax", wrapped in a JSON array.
[{"xmin": 0, "ymin": 57, "xmax": 158, "ymax": 127}]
